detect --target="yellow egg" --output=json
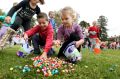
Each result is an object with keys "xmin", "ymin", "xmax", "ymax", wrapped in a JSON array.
[
  {"xmin": 10, "ymin": 67, "xmax": 13, "ymax": 71},
  {"xmin": 37, "ymin": 69, "xmax": 40, "ymax": 73},
  {"xmin": 62, "ymin": 70, "xmax": 65, "ymax": 73}
]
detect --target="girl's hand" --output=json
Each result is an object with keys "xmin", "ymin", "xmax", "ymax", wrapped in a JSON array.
[
  {"xmin": 75, "ymin": 39, "xmax": 84, "ymax": 48},
  {"xmin": 75, "ymin": 41, "xmax": 81, "ymax": 48},
  {"xmin": 5, "ymin": 16, "xmax": 11, "ymax": 24},
  {"xmin": 53, "ymin": 40, "xmax": 61, "ymax": 47},
  {"xmin": 53, "ymin": 40, "xmax": 60, "ymax": 45},
  {"xmin": 24, "ymin": 33, "xmax": 28, "ymax": 41},
  {"xmin": 40, "ymin": 52, "xmax": 47, "ymax": 59}
]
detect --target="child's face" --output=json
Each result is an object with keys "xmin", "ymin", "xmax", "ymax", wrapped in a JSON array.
[
  {"xmin": 30, "ymin": 0, "xmax": 40, "ymax": 4},
  {"xmin": 92, "ymin": 21, "xmax": 97, "ymax": 26},
  {"xmin": 61, "ymin": 13, "xmax": 73, "ymax": 27},
  {"xmin": 37, "ymin": 18, "xmax": 49, "ymax": 29},
  {"xmin": 49, "ymin": 12, "xmax": 55, "ymax": 18}
]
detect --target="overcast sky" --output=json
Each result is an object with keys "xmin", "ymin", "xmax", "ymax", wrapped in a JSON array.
[{"xmin": 0, "ymin": 0, "xmax": 120, "ymax": 37}]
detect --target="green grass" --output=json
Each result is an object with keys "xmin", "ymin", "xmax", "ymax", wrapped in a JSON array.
[{"xmin": 0, "ymin": 45, "xmax": 120, "ymax": 79}]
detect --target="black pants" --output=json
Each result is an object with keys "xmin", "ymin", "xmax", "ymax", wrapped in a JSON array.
[
  {"xmin": 83, "ymin": 37, "xmax": 91, "ymax": 48},
  {"xmin": 10, "ymin": 16, "xmax": 31, "ymax": 31},
  {"xmin": 10, "ymin": 16, "xmax": 32, "ymax": 45},
  {"xmin": 58, "ymin": 32, "xmax": 81, "ymax": 58},
  {"xmin": 32, "ymin": 34, "xmax": 53, "ymax": 56}
]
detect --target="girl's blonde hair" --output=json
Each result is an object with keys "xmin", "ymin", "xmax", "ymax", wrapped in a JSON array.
[{"xmin": 61, "ymin": 6, "xmax": 76, "ymax": 20}]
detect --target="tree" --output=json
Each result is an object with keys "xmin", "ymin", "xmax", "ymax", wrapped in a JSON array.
[
  {"xmin": 0, "ymin": 9, "xmax": 3, "ymax": 15},
  {"xmin": 97, "ymin": 15, "xmax": 108, "ymax": 41},
  {"xmin": 54, "ymin": 11, "xmax": 62, "ymax": 27},
  {"xmin": 74, "ymin": 13, "xmax": 80, "ymax": 23},
  {"xmin": 30, "ymin": 17, "xmax": 36, "ymax": 28},
  {"xmin": 0, "ymin": 9, "xmax": 5, "ymax": 16},
  {"xmin": 79, "ymin": 21, "xmax": 90, "ymax": 28}
]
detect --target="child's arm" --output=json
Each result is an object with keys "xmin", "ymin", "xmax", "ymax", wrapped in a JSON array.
[
  {"xmin": 36, "ymin": 6, "xmax": 41, "ymax": 15},
  {"xmin": 7, "ymin": 0, "xmax": 27, "ymax": 17},
  {"xmin": 5, "ymin": 0, "xmax": 27, "ymax": 23},
  {"xmin": 24, "ymin": 33, "xmax": 29, "ymax": 41},
  {"xmin": 40, "ymin": 25, "xmax": 54, "ymax": 59},
  {"xmin": 76, "ymin": 39, "xmax": 84, "ymax": 48},
  {"xmin": 75, "ymin": 25, "xmax": 84, "ymax": 47},
  {"xmin": 25, "ymin": 25, "xmax": 40, "ymax": 37},
  {"xmin": 44, "ymin": 26, "xmax": 54, "ymax": 53},
  {"xmin": 57, "ymin": 25, "xmax": 64, "ymax": 42},
  {"xmin": 97, "ymin": 27, "xmax": 101, "ymax": 39}
]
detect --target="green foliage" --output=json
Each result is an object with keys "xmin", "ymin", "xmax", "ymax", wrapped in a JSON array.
[
  {"xmin": 30, "ymin": 18, "xmax": 36, "ymax": 28},
  {"xmin": 97, "ymin": 15, "xmax": 108, "ymax": 41},
  {"xmin": 54, "ymin": 11, "xmax": 62, "ymax": 27},
  {"xmin": 79, "ymin": 20, "xmax": 90, "ymax": 28},
  {"xmin": 0, "ymin": 9, "xmax": 5, "ymax": 16},
  {"xmin": 0, "ymin": 9, "xmax": 3, "ymax": 15},
  {"xmin": 74, "ymin": 13, "xmax": 80, "ymax": 23}
]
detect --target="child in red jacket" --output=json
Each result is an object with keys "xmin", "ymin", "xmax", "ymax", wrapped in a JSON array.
[
  {"xmin": 88, "ymin": 21, "xmax": 100, "ymax": 52},
  {"xmin": 24, "ymin": 12, "xmax": 54, "ymax": 59},
  {"xmin": 0, "ymin": 0, "xmax": 45, "ymax": 48}
]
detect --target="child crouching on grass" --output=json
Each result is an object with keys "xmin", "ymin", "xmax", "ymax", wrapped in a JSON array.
[
  {"xmin": 24, "ymin": 12, "xmax": 54, "ymax": 59},
  {"xmin": 54, "ymin": 7, "xmax": 84, "ymax": 63},
  {"xmin": 0, "ymin": 0, "xmax": 45, "ymax": 49}
]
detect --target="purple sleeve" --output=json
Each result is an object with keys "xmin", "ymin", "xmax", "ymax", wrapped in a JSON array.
[
  {"xmin": 75, "ymin": 25, "xmax": 84, "ymax": 39},
  {"xmin": 57, "ymin": 25, "xmax": 64, "ymax": 40}
]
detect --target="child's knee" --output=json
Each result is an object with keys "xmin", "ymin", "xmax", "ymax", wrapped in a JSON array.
[
  {"xmin": 70, "ymin": 32, "xmax": 80, "ymax": 41},
  {"xmin": 32, "ymin": 34, "xmax": 39, "ymax": 41}
]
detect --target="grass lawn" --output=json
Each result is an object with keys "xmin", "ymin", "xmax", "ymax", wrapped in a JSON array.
[{"xmin": 0, "ymin": 45, "xmax": 120, "ymax": 79}]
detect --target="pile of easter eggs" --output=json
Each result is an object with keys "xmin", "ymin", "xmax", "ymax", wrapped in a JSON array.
[
  {"xmin": 10, "ymin": 57, "xmax": 76, "ymax": 77},
  {"xmin": 32, "ymin": 57, "xmax": 75, "ymax": 77}
]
